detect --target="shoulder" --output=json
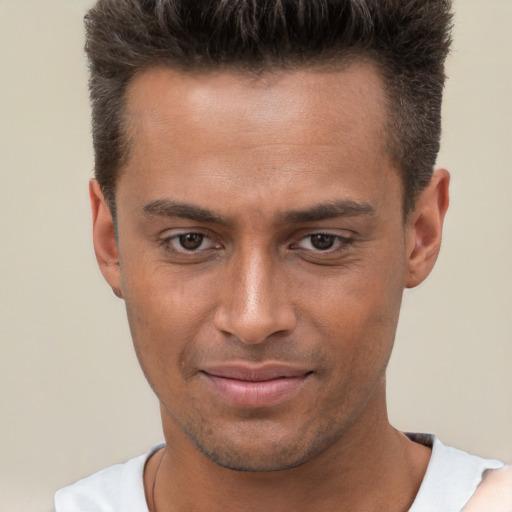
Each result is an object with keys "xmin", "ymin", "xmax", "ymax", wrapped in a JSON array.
[
  {"xmin": 54, "ymin": 443, "xmax": 164, "ymax": 512},
  {"xmin": 463, "ymin": 465, "xmax": 512, "ymax": 512},
  {"xmin": 407, "ymin": 434, "xmax": 508, "ymax": 512}
]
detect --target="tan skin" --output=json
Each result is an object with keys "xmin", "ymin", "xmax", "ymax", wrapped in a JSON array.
[{"xmin": 91, "ymin": 62, "xmax": 449, "ymax": 511}]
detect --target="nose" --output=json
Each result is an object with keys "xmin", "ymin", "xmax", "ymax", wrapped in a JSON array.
[{"xmin": 213, "ymin": 249, "xmax": 297, "ymax": 344}]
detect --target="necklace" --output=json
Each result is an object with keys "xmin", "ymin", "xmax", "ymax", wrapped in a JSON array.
[{"xmin": 151, "ymin": 449, "xmax": 166, "ymax": 512}]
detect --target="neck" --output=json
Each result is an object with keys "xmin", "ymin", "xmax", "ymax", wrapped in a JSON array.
[{"xmin": 146, "ymin": 384, "xmax": 430, "ymax": 512}]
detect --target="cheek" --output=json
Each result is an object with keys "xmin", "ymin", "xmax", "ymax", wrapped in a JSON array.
[
  {"xmin": 298, "ymin": 252, "xmax": 405, "ymax": 370},
  {"xmin": 120, "ymin": 260, "xmax": 219, "ymax": 383},
  {"xmin": 304, "ymin": 276, "xmax": 402, "ymax": 420}
]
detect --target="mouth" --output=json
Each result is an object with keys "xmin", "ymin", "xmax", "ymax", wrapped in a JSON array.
[{"xmin": 200, "ymin": 364, "xmax": 313, "ymax": 408}]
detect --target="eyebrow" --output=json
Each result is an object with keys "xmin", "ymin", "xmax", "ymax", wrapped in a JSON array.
[
  {"xmin": 143, "ymin": 200, "xmax": 230, "ymax": 226},
  {"xmin": 143, "ymin": 198, "xmax": 375, "ymax": 226},
  {"xmin": 282, "ymin": 200, "xmax": 376, "ymax": 223}
]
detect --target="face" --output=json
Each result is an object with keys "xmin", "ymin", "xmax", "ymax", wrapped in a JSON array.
[{"xmin": 92, "ymin": 62, "xmax": 446, "ymax": 472}]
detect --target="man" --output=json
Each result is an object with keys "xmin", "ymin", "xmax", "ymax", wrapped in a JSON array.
[{"xmin": 55, "ymin": 0, "xmax": 511, "ymax": 510}]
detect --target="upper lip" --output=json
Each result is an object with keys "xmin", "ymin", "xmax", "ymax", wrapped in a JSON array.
[{"xmin": 201, "ymin": 364, "xmax": 312, "ymax": 382}]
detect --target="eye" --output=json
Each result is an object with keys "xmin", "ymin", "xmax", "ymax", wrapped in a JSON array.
[
  {"xmin": 308, "ymin": 234, "xmax": 336, "ymax": 250},
  {"xmin": 179, "ymin": 233, "xmax": 206, "ymax": 251},
  {"xmin": 162, "ymin": 232, "xmax": 220, "ymax": 254},
  {"xmin": 292, "ymin": 233, "xmax": 354, "ymax": 253}
]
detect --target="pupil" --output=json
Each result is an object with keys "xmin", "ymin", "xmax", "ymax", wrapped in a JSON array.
[
  {"xmin": 311, "ymin": 234, "xmax": 335, "ymax": 250},
  {"xmin": 180, "ymin": 233, "xmax": 203, "ymax": 250}
]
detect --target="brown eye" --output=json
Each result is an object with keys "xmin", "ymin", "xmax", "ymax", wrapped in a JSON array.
[
  {"xmin": 179, "ymin": 233, "xmax": 204, "ymax": 250},
  {"xmin": 161, "ymin": 231, "xmax": 220, "ymax": 256},
  {"xmin": 309, "ymin": 234, "xmax": 335, "ymax": 250}
]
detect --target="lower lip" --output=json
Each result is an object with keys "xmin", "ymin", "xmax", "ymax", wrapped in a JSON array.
[{"xmin": 202, "ymin": 373, "xmax": 310, "ymax": 407}]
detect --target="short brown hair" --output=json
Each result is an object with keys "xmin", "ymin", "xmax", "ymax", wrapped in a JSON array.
[{"xmin": 85, "ymin": 0, "xmax": 452, "ymax": 215}]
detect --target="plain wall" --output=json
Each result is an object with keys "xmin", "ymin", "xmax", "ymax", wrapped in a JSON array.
[{"xmin": 0, "ymin": 1, "xmax": 510, "ymax": 511}]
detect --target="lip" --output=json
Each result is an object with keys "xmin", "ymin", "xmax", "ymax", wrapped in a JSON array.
[{"xmin": 200, "ymin": 364, "xmax": 312, "ymax": 407}]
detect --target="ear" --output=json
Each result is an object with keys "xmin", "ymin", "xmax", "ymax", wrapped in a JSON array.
[
  {"xmin": 90, "ymin": 179, "xmax": 123, "ymax": 298},
  {"xmin": 405, "ymin": 169, "xmax": 450, "ymax": 288}
]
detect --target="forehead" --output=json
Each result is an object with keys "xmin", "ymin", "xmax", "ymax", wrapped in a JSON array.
[
  {"xmin": 119, "ymin": 62, "xmax": 398, "ymax": 218},
  {"xmin": 124, "ymin": 61, "xmax": 389, "ymax": 159}
]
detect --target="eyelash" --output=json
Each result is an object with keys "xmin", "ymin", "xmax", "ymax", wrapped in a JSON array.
[
  {"xmin": 158, "ymin": 231, "xmax": 354, "ymax": 257},
  {"xmin": 291, "ymin": 233, "xmax": 355, "ymax": 255},
  {"xmin": 159, "ymin": 232, "xmax": 219, "ymax": 254}
]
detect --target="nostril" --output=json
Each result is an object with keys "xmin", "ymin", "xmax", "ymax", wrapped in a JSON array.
[{"xmin": 213, "ymin": 304, "xmax": 296, "ymax": 345}]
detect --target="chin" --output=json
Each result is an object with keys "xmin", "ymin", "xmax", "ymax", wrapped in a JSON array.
[
  {"xmin": 181, "ymin": 415, "xmax": 346, "ymax": 473},
  {"xmin": 197, "ymin": 442, "xmax": 314, "ymax": 472}
]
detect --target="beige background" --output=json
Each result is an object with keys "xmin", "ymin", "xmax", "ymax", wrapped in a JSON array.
[{"xmin": 0, "ymin": 1, "xmax": 510, "ymax": 511}]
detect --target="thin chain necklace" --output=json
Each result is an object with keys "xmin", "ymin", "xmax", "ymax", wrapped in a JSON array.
[{"xmin": 151, "ymin": 449, "xmax": 166, "ymax": 512}]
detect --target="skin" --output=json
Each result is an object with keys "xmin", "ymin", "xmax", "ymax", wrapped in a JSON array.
[{"xmin": 91, "ymin": 61, "xmax": 449, "ymax": 512}]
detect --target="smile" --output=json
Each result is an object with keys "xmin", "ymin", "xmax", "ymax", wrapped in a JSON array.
[{"xmin": 200, "ymin": 365, "xmax": 313, "ymax": 408}]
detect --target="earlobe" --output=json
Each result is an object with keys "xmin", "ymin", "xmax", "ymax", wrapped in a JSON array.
[
  {"xmin": 89, "ymin": 179, "xmax": 123, "ymax": 298},
  {"xmin": 405, "ymin": 169, "xmax": 450, "ymax": 288}
]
